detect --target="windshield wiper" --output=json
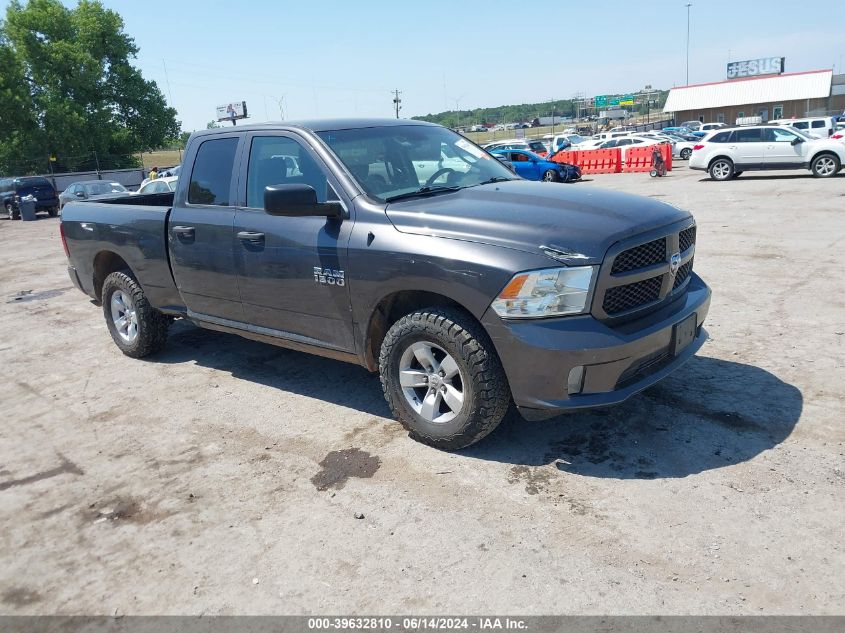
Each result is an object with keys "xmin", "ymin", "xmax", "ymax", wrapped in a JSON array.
[
  {"xmin": 384, "ymin": 186, "xmax": 461, "ymax": 203},
  {"xmin": 472, "ymin": 176, "xmax": 517, "ymax": 187}
]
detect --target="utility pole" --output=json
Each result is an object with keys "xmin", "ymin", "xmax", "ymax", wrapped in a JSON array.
[
  {"xmin": 392, "ymin": 89, "xmax": 402, "ymax": 119},
  {"xmin": 685, "ymin": 3, "xmax": 692, "ymax": 86}
]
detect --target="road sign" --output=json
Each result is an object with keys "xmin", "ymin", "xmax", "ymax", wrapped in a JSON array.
[{"xmin": 595, "ymin": 94, "xmax": 634, "ymax": 108}]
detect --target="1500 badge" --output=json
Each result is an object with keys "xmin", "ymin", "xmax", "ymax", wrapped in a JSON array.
[{"xmin": 314, "ymin": 267, "xmax": 345, "ymax": 286}]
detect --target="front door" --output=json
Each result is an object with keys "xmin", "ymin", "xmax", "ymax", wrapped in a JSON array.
[
  {"xmin": 509, "ymin": 152, "xmax": 539, "ymax": 179},
  {"xmin": 762, "ymin": 127, "xmax": 807, "ymax": 168},
  {"xmin": 233, "ymin": 132, "xmax": 355, "ymax": 352},
  {"xmin": 168, "ymin": 134, "xmax": 245, "ymax": 322}
]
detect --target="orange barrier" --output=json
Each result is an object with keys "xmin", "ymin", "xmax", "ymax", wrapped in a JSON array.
[
  {"xmin": 550, "ymin": 148, "xmax": 621, "ymax": 174},
  {"xmin": 622, "ymin": 143, "xmax": 673, "ymax": 173}
]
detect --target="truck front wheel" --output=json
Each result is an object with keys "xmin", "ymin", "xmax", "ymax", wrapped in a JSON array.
[
  {"xmin": 101, "ymin": 271, "xmax": 170, "ymax": 358},
  {"xmin": 379, "ymin": 307, "xmax": 510, "ymax": 450}
]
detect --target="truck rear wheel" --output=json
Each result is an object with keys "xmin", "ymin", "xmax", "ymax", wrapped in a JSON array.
[
  {"xmin": 379, "ymin": 307, "xmax": 510, "ymax": 450},
  {"xmin": 101, "ymin": 271, "xmax": 170, "ymax": 358}
]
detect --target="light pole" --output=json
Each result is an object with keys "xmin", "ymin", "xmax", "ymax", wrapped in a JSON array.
[
  {"xmin": 450, "ymin": 94, "xmax": 466, "ymax": 130},
  {"xmin": 685, "ymin": 3, "xmax": 692, "ymax": 86}
]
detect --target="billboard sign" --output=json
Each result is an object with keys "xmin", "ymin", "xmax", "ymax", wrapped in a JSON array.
[
  {"xmin": 216, "ymin": 101, "xmax": 248, "ymax": 122},
  {"xmin": 727, "ymin": 57, "xmax": 784, "ymax": 79}
]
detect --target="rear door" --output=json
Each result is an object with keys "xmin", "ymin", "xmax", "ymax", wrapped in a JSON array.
[
  {"xmin": 168, "ymin": 134, "xmax": 245, "ymax": 322},
  {"xmin": 232, "ymin": 131, "xmax": 355, "ymax": 351},
  {"xmin": 730, "ymin": 127, "xmax": 765, "ymax": 167}
]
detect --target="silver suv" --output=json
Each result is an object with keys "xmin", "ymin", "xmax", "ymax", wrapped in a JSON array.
[{"xmin": 688, "ymin": 125, "xmax": 844, "ymax": 180}]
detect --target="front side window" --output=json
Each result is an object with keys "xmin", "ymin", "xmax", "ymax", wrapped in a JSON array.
[
  {"xmin": 792, "ymin": 121, "xmax": 809, "ymax": 130},
  {"xmin": 763, "ymin": 128, "xmax": 799, "ymax": 143},
  {"xmin": 734, "ymin": 128, "xmax": 762, "ymax": 143},
  {"xmin": 188, "ymin": 137, "xmax": 238, "ymax": 206},
  {"xmin": 246, "ymin": 136, "xmax": 329, "ymax": 209},
  {"xmin": 811, "ymin": 121, "xmax": 825, "ymax": 129},
  {"xmin": 317, "ymin": 125, "xmax": 515, "ymax": 202}
]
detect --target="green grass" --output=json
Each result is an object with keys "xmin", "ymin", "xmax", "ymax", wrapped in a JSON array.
[{"xmin": 141, "ymin": 149, "xmax": 183, "ymax": 169}]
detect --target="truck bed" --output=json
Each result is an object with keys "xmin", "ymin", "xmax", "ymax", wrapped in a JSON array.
[{"xmin": 61, "ymin": 195, "xmax": 183, "ymax": 312}]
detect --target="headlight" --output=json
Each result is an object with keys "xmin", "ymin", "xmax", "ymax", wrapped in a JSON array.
[{"xmin": 491, "ymin": 266, "xmax": 596, "ymax": 319}]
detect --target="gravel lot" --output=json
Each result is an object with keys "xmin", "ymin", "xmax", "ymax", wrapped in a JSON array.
[{"xmin": 0, "ymin": 165, "xmax": 842, "ymax": 615}]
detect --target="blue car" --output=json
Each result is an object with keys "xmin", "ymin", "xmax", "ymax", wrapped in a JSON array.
[{"xmin": 491, "ymin": 149, "xmax": 581, "ymax": 183}]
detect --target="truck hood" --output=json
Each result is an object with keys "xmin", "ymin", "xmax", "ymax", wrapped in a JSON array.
[{"xmin": 385, "ymin": 180, "xmax": 691, "ymax": 265}]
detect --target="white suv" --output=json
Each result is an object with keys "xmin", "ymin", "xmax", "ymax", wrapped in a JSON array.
[{"xmin": 688, "ymin": 125, "xmax": 844, "ymax": 180}]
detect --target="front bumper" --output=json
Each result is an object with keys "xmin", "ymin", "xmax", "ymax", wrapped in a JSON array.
[{"xmin": 482, "ymin": 273, "xmax": 711, "ymax": 420}]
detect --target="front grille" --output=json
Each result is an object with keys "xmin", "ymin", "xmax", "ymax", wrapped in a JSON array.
[
  {"xmin": 611, "ymin": 237, "xmax": 666, "ymax": 273},
  {"xmin": 673, "ymin": 258, "xmax": 693, "ymax": 289},
  {"xmin": 596, "ymin": 223, "xmax": 697, "ymax": 320},
  {"xmin": 679, "ymin": 226, "xmax": 696, "ymax": 252},
  {"xmin": 602, "ymin": 275, "xmax": 662, "ymax": 315}
]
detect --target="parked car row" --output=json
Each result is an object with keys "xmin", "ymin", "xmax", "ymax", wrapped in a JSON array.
[
  {"xmin": 689, "ymin": 124, "xmax": 844, "ymax": 180},
  {"xmin": 1, "ymin": 176, "xmax": 59, "ymax": 219},
  {"xmin": 3, "ymin": 168, "xmax": 182, "ymax": 219}
]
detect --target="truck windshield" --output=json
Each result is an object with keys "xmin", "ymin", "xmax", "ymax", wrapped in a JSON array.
[{"xmin": 316, "ymin": 125, "xmax": 516, "ymax": 203}]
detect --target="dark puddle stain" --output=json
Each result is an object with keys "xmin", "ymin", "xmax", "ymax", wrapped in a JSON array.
[
  {"xmin": 7, "ymin": 288, "xmax": 70, "ymax": 303},
  {"xmin": 2, "ymin": 587, "xmax": 42, "ymax": 607},
  {"xmin": 83, "ymin": 497, "xmax": 172, "ymax": 525},
  {"xmin": 311, "ymin": 448, "xmax": 380, "ymax": 491},
  {"xmin": 507, "ymin": 465, "xmax": 552, "ymax": 495},
  {"xmin": 0, "ymin": 453, "xmax": 83, "ymax": 491}
]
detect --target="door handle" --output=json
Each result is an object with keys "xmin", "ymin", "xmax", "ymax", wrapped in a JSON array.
[
  {"xmin": 173, "ymin": 226, "xmax": 195, "ymax": 237},
  {"xmin": 237, "ymin": 231, "xmax": 265, "ymax": 242}
]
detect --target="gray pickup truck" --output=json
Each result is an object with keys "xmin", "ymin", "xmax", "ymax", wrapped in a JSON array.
[{"xmin": 61, "ymin": 118, "xmax": 711, "ymax": 449}]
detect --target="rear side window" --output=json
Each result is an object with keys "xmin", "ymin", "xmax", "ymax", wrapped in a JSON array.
[
  {"xmin": 811, "ymin": 121, "xmax": 825, "ymax": 129},
  {"xmin": 188, "ymin": 137, "xmax": 238, "ymax": 206},
  {"xmin": 734, "ymin": 128, "xmax": 761, "ymax": 142},
  {"xmin": 18, "ymin": 177, "xmax": 51, "ymax": 187},
  {"xmin": 709, "ymin": 131, "xmax": 731, "ymax": 143}
]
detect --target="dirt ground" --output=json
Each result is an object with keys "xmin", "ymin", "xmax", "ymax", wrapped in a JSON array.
[{"xmin": 0, "ymin": 165, "xmax": 842, "ymax": 615}]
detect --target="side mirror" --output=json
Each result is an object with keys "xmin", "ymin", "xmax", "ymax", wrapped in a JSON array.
[
  {"xmin": 264, "ymin": 184, "xmax": 343, "ymax": 218},
  {"xmin": 75, "ymin": 191, "xmax": 85, "ymax": 198},
  {"xmin": 791, "ymin": 137, "xmax": 803, "ymax": 146}
]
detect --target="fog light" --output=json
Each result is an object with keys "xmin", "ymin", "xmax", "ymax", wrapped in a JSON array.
[{"xmin": 567, "ymin": 365, "xmax": 585, "ymax": 395}]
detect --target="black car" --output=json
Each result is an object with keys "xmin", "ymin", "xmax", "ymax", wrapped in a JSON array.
[{"xmin": 0, "ymin": 176, "xmax": 60, "ymax": 219}]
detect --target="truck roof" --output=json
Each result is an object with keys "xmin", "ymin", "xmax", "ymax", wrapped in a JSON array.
[{"xmin": 193, "ymin": 117, "xmax": 437, "ymax": 139}]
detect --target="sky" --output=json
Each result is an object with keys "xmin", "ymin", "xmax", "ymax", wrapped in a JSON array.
[{"xmin": 5, "ymin": 0, "xmax": 844, "ymax": 132}]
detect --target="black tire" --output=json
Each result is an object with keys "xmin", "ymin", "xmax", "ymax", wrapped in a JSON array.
[
  {"xmin": 5, "ymin": 202, "xmax": 19, "ymax": 220},
  {"xmin": 810, "ymin": 153, "xmax": 840, "ymax": 178},
  {"xmin": 101, "ymin": 271, "xmax": 170, "ymax": 358},
  {"xmin": 379, "ymin": 307, "xmax": 510, "ymax": 450},
  {"xmin": 542, "ymin": 169, "xmax": 560, "ymax": 182},
  {"xmin": 680, "ymin": 148, "xmax": 692, "ymax": 160},
  {"xmin": 709, "ymin": 158, "xmax": 734, "ymax": 181}
]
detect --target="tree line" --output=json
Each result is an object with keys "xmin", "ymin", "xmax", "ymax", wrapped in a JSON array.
[
  {"xmin": 0, "ymin": 0, "xmax": 180, "ymax": 176},
  {"xmin": 412, "ymin": 92, "xmax": 669, "ymax": 129}
]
